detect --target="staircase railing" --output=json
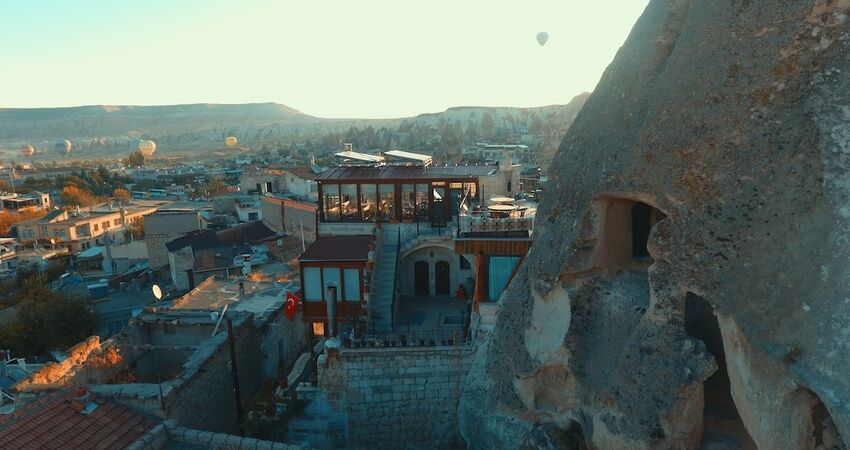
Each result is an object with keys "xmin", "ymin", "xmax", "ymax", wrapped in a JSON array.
[{"xmin": 389, "ymin": 226, "xmax": 401, "ymax": 329}]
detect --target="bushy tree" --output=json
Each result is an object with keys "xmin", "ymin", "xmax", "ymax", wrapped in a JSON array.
[
  {"xmin": 60, "ymin": 185, "xmax": 99, "ymax": 207},
  {"xmin": 112, "ymin": 188, "xmax": 131, "ymax": 203},
  {"xmin": 0, "ymin": 276, "xmax": 97, "ymax": 358}
]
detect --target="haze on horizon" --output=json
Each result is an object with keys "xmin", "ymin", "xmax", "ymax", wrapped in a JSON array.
[{"xmin": 0, "ymin": 0, "xmax": 649, "ymax": 119}]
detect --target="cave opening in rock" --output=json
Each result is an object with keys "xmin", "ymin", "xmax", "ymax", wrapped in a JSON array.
[
  {"xmin": 684, "ymin": 293, "xmax": 756, "ymax": 449},
  {"xmin": 631, "ymin": 202, "xmax": 654, "ymax": 259},
  {"xmin": 810, "ymin": 394, "xmax": 846, "ymax": 449},
  {"xmin": 593, "ymin": 197, "xmax": 666, "ymax": 269}
]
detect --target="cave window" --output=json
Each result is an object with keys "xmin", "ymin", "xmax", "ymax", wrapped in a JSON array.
[
  {"xmin": 632, "ymin": 202, "xmax": 653, "ymax": 259},
  {"xmin": 811, "ymin": 394, "xmax": 845, "ymax": 449},
  {"xmin": 684, "ymin": 293, "xmax": 756, "ymax": 448},
  {"xmin": 593, "ymin": 197, "xmax": 666, "ymax": 269}
]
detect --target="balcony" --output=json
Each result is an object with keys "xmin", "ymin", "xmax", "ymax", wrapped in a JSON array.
[{"xmin": 455, "ymin": 202, "xmax": 535, "ymax": 239}]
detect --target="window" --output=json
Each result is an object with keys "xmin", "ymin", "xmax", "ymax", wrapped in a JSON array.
[
  {"xmin": 415, "ymin": 184, "xmax": 429, "ymax": 222},
  {"xmin": 401, "ymin": 184, "xmax": 415, "ymax": 220},
  {"xmin": 377, "ymin": 184, "xmax": 395, "ymax": 221},
  {"xmin": 507, "ymin": 181, "xmax": 512, "ymax": 193},
  {"xmin": 359, "ymin": 184, "xmax": 377, "ymax": 222},
  {"xmin": 114, "ymin": 218, "xmax": 121, "ymax": 226},
  {"xmin": 93, "ymin": 224, "xmax": 99, "ymax": 231},
  {"xmin": 248, "ymin": 212, "xmax": 259, "ymax": 221},
  {"xmin": 322, "ymin": 267, "xmax": 341, "ymax": 301},
  {"xmin": 340, "ymin": 184, "xmax": 358, "ymax": 222},
  {"xmin": 102, "ymin": 221, "xmax": 109, "ymax": 229},
  {"xmin": 322, "ymin": 184, "xmax": 340, "ymax": 221},
  {"xmin": 303, "ymin": 267, "xmax": 322, "ymax": 301},
  {"xmin": 343, "ymin": 268, "xmax": 361, "ymax": 301}
]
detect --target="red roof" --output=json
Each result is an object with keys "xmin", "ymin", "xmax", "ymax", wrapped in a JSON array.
[{"xmin": 0, "ymin": 387, "xmax": 158, "ymax": 450}]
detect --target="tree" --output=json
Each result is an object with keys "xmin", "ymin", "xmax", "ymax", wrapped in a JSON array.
[
  {"xmin": 60, "ymin": 185, "xmax": 99, "ymax": 207},
  {"xmin": 0, "ymin": 276, "xmax": 97, "ymax": 358},
  {"xmin": 112, "ymin": 188, "xmax": 131, "ymax": 203},
  {"xmin": 0, "ymin": 209, "xmax": 46, "ymax": 236},
  {"xmin": 125, "ymin": 151, "xmax": 145, "ymax": 168},
  {"xmin": 125, "ymin": 218, "xmax": 144, "ymax": 241}
]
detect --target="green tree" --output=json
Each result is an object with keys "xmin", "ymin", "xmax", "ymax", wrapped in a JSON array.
[{"xmin": 0, "ymin": 276, "xmax": 97, "ymax": 358}]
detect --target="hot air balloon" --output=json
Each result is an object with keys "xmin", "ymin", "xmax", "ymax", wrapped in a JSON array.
[
  {"xmin": 536, "ymin": 32, "xmax": 549, "ymax": 47},
  {"xmin": 139, "ymin": 140, "xmax": 157, "ymax": 157},
  {"xmin": 54, "ymin": 139, "xmax": 72, "ymax": 154},
  {"xmin": 225, "ymin": 136, "xmax": 238, "ymax": 148},
  {"xmin": 20, "ymin": 145, "xmax": 34, "ymax": 157}
]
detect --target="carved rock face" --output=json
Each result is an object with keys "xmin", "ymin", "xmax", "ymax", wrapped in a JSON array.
[{"xmin": 459, "ymin": 1, "xmax": 850, "ymax": 448}]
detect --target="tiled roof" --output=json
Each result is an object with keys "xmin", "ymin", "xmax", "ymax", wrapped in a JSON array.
[
  {"xmin": 299, "ymin": 235, "xmax": 371, "ymax": 262},
  {"xmin": 0, "ymin": 387, "xmax": 158, "ymax": 450}
]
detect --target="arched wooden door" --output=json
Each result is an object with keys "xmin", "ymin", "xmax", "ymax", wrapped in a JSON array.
[
  {"xmin": 435, "ymin": 261, "xmax": 450, "ymax": 295},
  {"xmin": 414, "ymin": 261, "xmax": 429, "ymax": 296}
]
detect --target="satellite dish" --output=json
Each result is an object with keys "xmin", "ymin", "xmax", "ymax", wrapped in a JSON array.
[
  {"xmin": 152, "ymin": 284, "xmax": 163, "ymax": 300},
  {"xmin": 536, "ymin": 32, "xmax": 549, "ymax": 47}
]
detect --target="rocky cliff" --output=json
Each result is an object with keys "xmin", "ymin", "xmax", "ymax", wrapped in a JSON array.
[{"xmin": 459, "ymin": 1, "xmax": 850, "ymax": 449}]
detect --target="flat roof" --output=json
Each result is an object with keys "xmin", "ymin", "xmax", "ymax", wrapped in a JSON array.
[
  {"xmin": 334, "ymin": 151, "xmax": 384, "ymax": 164},
  {"xmin": 317, "ymin": 164, "xmax": 497, "ymax": 182},
  {"xmin": 299, "ymin": 235, "xmax": 371, "ymax": 262},
  {"xmin": 172, "ymin": 277, "xmax": 289, "ymax": 315},
  {"xmin": 384, "ymin": 150, "xmax": 432, "ymax": 164}
]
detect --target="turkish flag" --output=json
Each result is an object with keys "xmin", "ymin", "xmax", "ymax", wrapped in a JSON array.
[{"xmin": 285, "ymin": 292, "xmax": 300, "ymax": 320}]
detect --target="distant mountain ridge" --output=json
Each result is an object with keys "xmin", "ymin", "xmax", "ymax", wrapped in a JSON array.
[
  {"xmin": 0, "ymin": 102, "xmax": 312, "ymax": 142},
  {"xmin": 0, "ymin": 95, "xmax": 590, "ymax": 161}
]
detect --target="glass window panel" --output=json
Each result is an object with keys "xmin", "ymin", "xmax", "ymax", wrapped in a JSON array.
[
  {"xmin": 303, "ymin": 267, "xmax": 322, "ymax": 301},
  {"xmin": 401, "ymin": 184, "xmax": 415, "ymax": 220},
  {"xmin": 322, "ymin": 184, "xmax": 340, "ymax": 222},
  {"xmin": 415, "ymin": 184, "xmax": 429, "ymax": 222},
  {"xmin": 322, "ymin": 267, "xmax": 341, "ymax": 301},
  {"xmin": 340, "ymin": 184, "xmax": 359, "ymax": 222},
  {"xmin": 343, "ymin": 268, "xmax": 361, "ymax": 301},
  {"xmin": 359, "ymin": 184, "xmax": 377, "ymax": 222},
  {"xmin": 377, "ymin": 184, "xmax": 395, "ymax": 222}
]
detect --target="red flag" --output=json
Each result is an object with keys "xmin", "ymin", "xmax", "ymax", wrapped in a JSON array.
[{"xmin": 285, "ymin": 292, "xmax": 300, "ymax": 320}]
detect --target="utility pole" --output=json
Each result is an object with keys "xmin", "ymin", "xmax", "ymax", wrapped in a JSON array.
[{"xmin": 226, "ymin": 318, "xmax": 245, "ymax": 436}]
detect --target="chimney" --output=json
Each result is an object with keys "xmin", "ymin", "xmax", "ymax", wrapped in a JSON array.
[{"xmin": 344, "ymin": 143, "xmax": 353, "ymax": 152}]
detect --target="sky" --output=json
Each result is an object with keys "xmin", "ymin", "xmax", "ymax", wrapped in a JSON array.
[{"xmin": 0, "ymin": 0, "xmax": 650, "ymax": 118}]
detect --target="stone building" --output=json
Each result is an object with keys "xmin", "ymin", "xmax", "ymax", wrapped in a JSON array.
[{"xmin": 12, "ymin": 277, "xmax": 308, "ymax": 438}]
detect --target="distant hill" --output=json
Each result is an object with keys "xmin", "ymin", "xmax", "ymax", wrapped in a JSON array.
[{"xmin": 0, "ymin": 96, "xmax": 590, "ymax": 162}]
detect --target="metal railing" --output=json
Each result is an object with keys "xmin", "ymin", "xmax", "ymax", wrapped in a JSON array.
[
  {"xmin": 457, "ymin": 214, "xmax": 534, "ymax": 235},
  {"xmin": 354, "ymin": 328, "xmax": 470, "ymax": 348},
  {"xmin": 390, "ymin": 226, "xmax": 401, "ymax": 326}
]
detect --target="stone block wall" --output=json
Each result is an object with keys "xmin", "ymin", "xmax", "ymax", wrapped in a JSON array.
[
  {"xmin": 165, "ymin": 319, "xmax": 264, "ymax": 434},
  {"xmin": 318, "ymin": 346, "xmax": 474, "ymax": 449}
]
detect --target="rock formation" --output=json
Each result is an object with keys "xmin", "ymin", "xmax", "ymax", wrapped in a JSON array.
[{"xmin": 459, "ymin": 1, "xmax": 850, "ymax": 448}]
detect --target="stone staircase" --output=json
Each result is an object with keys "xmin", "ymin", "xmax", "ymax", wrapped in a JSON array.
[{"xmin": 369, "ymin": 225, "xmax": 400, "ymax": 333}]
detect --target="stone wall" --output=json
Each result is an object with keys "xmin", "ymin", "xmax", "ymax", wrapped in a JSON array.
[
  {"xmin": 164, "ymin": 318, "xmax": 264, "ymax": 434},
  {"xmin": 316, "ymin": 346, "xmax": 474, "ymax": 449}
]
